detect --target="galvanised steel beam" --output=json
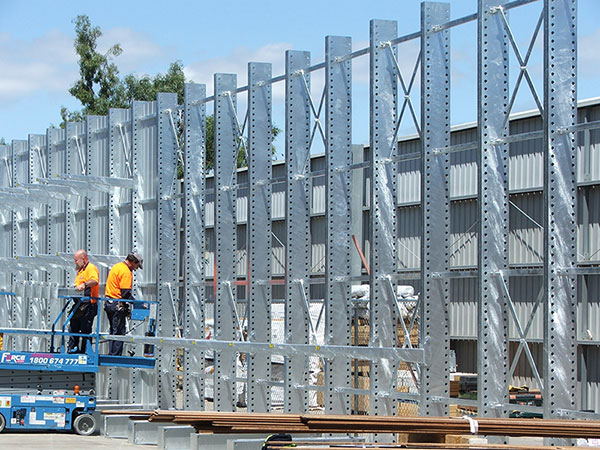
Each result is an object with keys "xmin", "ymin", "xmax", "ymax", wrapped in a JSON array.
[
  {"xmin": 183, "ymin": 82, "xmax": 207, "ymax": 410},
  {"xmin": 0, "ymin": 144, "xmax": 12, "ymax": 294},
  {"xmin": 12, "ymin": 139, "xmax": 28, "ymax": 351},
  {"xmin": 325, "ymin": 35, "xmax": 352, "ymax": 415},
  {"xmin": 27, "ymin": 134, "xmax": 47, "ymax": 352},
  {"xmin": 214, "ymin": 74, "xmax": 238, "ymax": 412},
  {"xmin": 86, "ymin": 116, "xmax": 109, "ymax": 262},
  {"xmin": 477, "ymin": 0, "xmax": 509, "ymax": 418},
  {"xmin": 369, "ymin": 20, "xmax": 398, "ymax": 418},
  {"xmin": 0, "ymin": 144, "xmax": 13, "ymax": 346},
  {"xmin": 108, "ymin": 108, "xmax": 132, "ymax": 258},
  {"xmin": 247, "ymin": 63, "xmax": 272, "ymax": 413},
  {"xmin": 65, "ymin": 122, "xmax": 86, "ymax": 270},
  {"xmin": 542, "ymin": 0, "xmax": 577, "ymax": 419},
  {"xmin": 285, "ymin": 50, "xmax": 311, "ymax": 413},
  {"xmin": 46, "ymin": 128, "xmax": 66, "ymax": 337},
  {"xmin": 130, "ymin": 100, "xmax": 158, "ymax": 406},
  {"xmin": 420, "ymin": 2, "xmax": 450, "ymax": 416},
  {"xmin": 157, "ymin": 92, "xmax": 179, "ymax": 409}
]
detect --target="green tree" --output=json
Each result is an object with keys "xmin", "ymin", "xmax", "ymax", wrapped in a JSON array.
[
  {"xmin": 62, "ymin": 15, "xmax": 126, "ymax": 123},
  {"xmin": 63, "ymin": 14, "xmax": 280, "ymax": 172}
]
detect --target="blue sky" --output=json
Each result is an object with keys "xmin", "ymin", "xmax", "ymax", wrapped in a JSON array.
[{"xmin": 1, "ymin": 0, "xmax": 598, "ymax": 157}]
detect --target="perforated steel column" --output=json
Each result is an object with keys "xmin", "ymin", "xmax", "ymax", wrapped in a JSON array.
[
  {"xmin": 86, "ymin": 116, "xmax": 109, "ymax": 259},
  {"xmin": 325, "ymin": 35, "xmax": 352, "ymax": 415},
  {"xmin": 108, "ymin": 108, "xmax": 132, "ymax": 258},
  {"xmin": 131, "ymin": 100, "xmax": 158, "ymax": 405},
  {"xmin": 28, "ymin": 134, "xmax": 47, "ymax": 351},
  {"xmin": 183, "ymin": 82, "xmax": 207, "ymax": 410},
  {"xmin": 46, "ymin": 128, "xmax": 65, "ymax": 335},
  {"xmin": 285, "ymin": 50, "xmax": 311, "ymax": 413},
  {"xmin": 247, "ymin": 63, "xmax": 273, "ymax": 412},
  {"xmin": 157, "ymin": 92, "xmax": 179, "ymax": 409},
  {"xmin": 0, "ymin": 144, "xmax": 12, "ymax": 298},
  {"xmin": 542, "ymin": 0, "xmax": 577, "ymax": 418},
  {"xmin": 12, "ymin": 140, "xmax": 28, "ymax": 351},
  {"xmin": 369, "ymin": 20, "xmax": 398, "ymax": 418},
  {"xmin": 214, "ymin": 74, "xmax": 238, "ymax": 411},
  {"xmin": 420, "ymin": 2, "xmax": 450, "ymax": 416},
  {"xmin": 477, "ymin": 0, "xmax": 509, "ymax": 418}
]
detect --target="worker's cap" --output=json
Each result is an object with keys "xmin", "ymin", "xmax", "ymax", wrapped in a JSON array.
[{"xmin": 128, "ymin": 252, "xmax": 143, "ymax": 269}]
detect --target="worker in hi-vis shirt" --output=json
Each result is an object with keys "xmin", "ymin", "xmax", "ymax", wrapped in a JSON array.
[
  {"xmin": 69, "ymin": 249, "xmax": 99, "ymax": 354},
  {"xmin": 104, "ymin": 252, "xmax": 143, "ymax": 356}
]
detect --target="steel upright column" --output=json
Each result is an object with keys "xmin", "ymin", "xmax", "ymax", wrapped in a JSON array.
[
  {"xmin": 0, "ymin": 144, "xmax": 11, "ymax": 296},
  {"xmin": 183, "ymin": 82, "xmax": 207, "ymax": 410},
  {"xmin": 477, "ymin": 0, "xmax": 509, "ymax": 418},
  {"xmin": 214, "ymin": 74, "xmax": 238, "ymax": 412},
  {"xmin": 131, "ymin": 100, "xmax": 158, "ymax": 405},
  {"xmin": 420, "ymin": 2, "xmax": 450, "ymax": 416},
  {"xmin": 542, "ymin": 0, "xmax": 578, "ymax": 418},
  {"xmin": 85, "ymin": 116, "xmax": 109, "ymax": 259},
  {"xmin": 285, "ymin": 50, "xmax": 311, "ymax": 413},
  {"xmin": 28, "ymin": 134, "xmax": 47, "ymax": 351},
  {"xmin": 325, "ymin": 35, "xmax": 353, "ymax": 415},
  {"xmin": 108, "ymin": 107, "xmax": 132, "ymax": 258},
  {"xmin": 12, "ymin": 140, "xmax": 28, "ymax": 351},
  {"xmin": 369, "ymin": 20, "xmax": 398, "ymax": 418},
  {"xmin": 157, "ymin": 92, "xmax": 179, "ymax": 409},
  {"xmin": 46, "ymin": 128, "xmax": 66, "ymax": 330},
  {"xmin": 247, "ymin": 63, "xmax": 273, "ymax": 413}
]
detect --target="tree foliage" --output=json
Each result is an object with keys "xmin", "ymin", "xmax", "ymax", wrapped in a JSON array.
[{"xmin": 62, "ymin": 14, "xmax": 279, "ymax": 171}]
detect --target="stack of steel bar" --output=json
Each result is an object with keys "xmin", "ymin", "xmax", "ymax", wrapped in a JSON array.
[{"xmin": 101, "ymin": 410, "xmax": 600, "ymax": 439}]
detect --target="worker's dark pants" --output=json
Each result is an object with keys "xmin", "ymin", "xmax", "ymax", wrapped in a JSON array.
[
  {"xmin": 104, "ymin": 301, "xmax": 127, "ymax": 356},
  {"xmin": 68, "ymin": 303, "xmax": 97, "ymax": 353}
]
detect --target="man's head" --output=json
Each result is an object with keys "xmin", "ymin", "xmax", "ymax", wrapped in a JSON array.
[
  {"xmin": 73, "ymin": 249, "xmax": 88, "ymax": 271},
  {"xmin": 126, "ymin": 252, "xmax": 143, "ymax": 271}
]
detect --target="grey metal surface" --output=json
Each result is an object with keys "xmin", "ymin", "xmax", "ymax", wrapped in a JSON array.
[
  {"xmin": 103, "ymin": 414, "xmax": 129, "ymax": 439},
  {"xmin": 247, "ymin": 62, "xmax": 272, "ymax": 412},
  {"xmin": 369, "ymin": 19, "xmax": 398, "ymax": 420},
  {"xmin": 214, "ymin": 73, "xmax": 238, "ymax": 411},
  {"xmin": 477, "ymin": 0, "xmax": 509, "ymax": 418},
  {"xmin": 131, "ymin": 100, "xmax": 158, "ymax": 406},
  {"xmin": 27, "ymin": 134, "xmax": 47, "ymax": 352},
  {"xmin": 183, "ymin": 82, "xmax": 207, "ymax": 410},
  {"xmin": 157, "ymin": 92, "xmax": 179, "ymax": 409},
  {"xmin": 543, "ymin": 0, "xmax": 578, "ymax": 418},
  {"xmin": 325, "ymin": 35, "xmax": 353, "ymax": 415},
  {"xmin": 157, "ymin": 425, "xmax": 195, "ymax": 450},
  {"xmin": 128, "ymin": 420, "xmax": 160, "ymax": 445},
  {"xmin": 285, "ymin": 50, "xmax": 311, "ymax": 413},
  {"xmin": 420, "ymin": 2, "xmax": 450, "ymax": 416}
]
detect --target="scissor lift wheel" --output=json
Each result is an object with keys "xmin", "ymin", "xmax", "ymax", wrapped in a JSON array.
[{"xmin": 73, "ymin": 413, "xmax": 96, "ymax": 436}]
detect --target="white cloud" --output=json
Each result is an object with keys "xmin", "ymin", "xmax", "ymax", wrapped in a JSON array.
[
  {"xmin": 100, "ymin": 27, "xmax": 166, "ymax": 73},
  {"xmin": 0, "ymin": 30, "xmax": 77, "ymax": 103},
  {"xmin": 184, "ymin": 43, "xmax": 292, "ymax": 101}
]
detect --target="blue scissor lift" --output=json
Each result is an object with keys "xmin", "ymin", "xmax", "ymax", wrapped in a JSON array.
[{"xmin": 0, "ymin": 291, "xmax": 156, "ymax": 435}]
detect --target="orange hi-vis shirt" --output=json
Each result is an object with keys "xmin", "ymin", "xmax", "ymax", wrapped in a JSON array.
[
  {"xmin": 75, "ymin": 262, "xmax": 100, "ymax": 302},
  {"xmin": 105, "ymin": 261, "xmax": 133, "ymax": 299}
]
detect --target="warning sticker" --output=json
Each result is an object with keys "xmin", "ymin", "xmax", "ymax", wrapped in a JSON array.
[
  {"xmin": 0, "ymin": 396, "xmax": 11, "ymax": 407},
  {"xmin": 65, "ymin": 397, "xmax": 76, "ymax": 404},
  {"xmin": 28, "ymin": 412, "xmax": 45, "ymax": 425},
  {"xmin": 53, "ymin": 397, "xmax": 65, "ymax": 404},
  {"xmin": 20, "ymin": 395, "xmax": 35, "ymax": 403}
]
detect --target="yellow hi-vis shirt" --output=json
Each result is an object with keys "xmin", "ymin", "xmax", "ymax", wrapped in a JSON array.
[
  {"xmin": 105, "ymin": 261, "xmax": 132, "ymax": 299},
  {"xmin": 75, "ymin": 262, "xmax": 99, "ymax": 302}
]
